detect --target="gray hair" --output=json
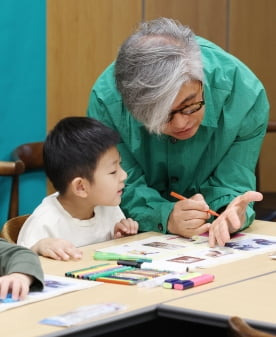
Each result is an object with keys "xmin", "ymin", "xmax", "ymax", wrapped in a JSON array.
[{"xmin": 115, "ymin": 17, "xmax": 203, "ymax": 134}]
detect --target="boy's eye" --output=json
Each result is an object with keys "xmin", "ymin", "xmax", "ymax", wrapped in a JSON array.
[{"xmin": 110, "ymin": 170, "xmax": 117, "ymax": 175}]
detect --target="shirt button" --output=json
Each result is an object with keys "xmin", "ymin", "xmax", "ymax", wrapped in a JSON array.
[
  {"xmin": 158, "ymin": 223, "xmax": 163, "ymax": 232},
  {"xmin": 171, "ymin": 176, "xmax": 179, "ymax": 183},
  {"xmin": 170, "ymin": 137, "xmax": 177, "ymax": 144}
]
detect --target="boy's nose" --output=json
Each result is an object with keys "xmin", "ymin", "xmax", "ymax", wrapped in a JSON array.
[{"xmin": 120, "ymin": 167, "xmax": 127, "ymax": 181}]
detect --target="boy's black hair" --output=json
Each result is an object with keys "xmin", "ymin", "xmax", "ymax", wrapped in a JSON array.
[{"xmin": 43, "ymin": 116, "xmax": 120, "ymax": 194}]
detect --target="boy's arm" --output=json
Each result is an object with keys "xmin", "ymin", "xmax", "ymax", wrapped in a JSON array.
[
  {"xmin": 32, "ymin": 237, "xmax": 83, "ymax": 261},
  {"xmin": 0, "ymin": 273, "xmax": 33, "ymax": 300},
  {"xmin": 0, "ymin": 238, "xmax": 44, "ymax": 293},
  {"xmin": 114, "ymin": 218, "xmax": 139, "ymax": 238}
]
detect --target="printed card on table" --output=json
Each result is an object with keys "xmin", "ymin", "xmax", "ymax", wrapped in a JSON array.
[
  {"xmin": 0, "ymin": 274, "xmax": 101, "ymax": 312},
  {"xmin": 95, "ymin": 232, "xmax": 276, "ymax": 269}
]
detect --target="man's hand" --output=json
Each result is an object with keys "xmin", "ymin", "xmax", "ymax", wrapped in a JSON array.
[
  {"xmin": 208, "ymin": 191, "xmax": 263, "ymax": 247},
  {"xmin": 168, "ymin": 193, "xmax": 211, "ymax": 237}
]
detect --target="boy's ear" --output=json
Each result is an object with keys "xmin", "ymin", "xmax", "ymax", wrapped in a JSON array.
[{"xmin": 71, "ymin": 177, "xmax": 88, "ymax": 198}]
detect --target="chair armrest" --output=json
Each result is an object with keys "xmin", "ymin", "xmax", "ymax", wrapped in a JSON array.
[
  {"xmin": 0, "ymin": 160, "xmax": 25, "ymax": 175},
  {"xmin": 267, "ymin": 121, "xmax": 276, "ymax": 132}
]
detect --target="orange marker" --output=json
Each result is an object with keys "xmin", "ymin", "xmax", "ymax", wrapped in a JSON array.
[{"xmin": 170, "ymin": 191, "xmax": 220, "ymax": 217}]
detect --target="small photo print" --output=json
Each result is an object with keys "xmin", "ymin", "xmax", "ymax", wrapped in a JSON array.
[
  {"xmin": 44, "ymin": 280, "xmax": 70, "ymax": 289},
  {"xmin": 225, "ymin": 239, "xmax": 260, "ymax": 251},
  {"xmin": 143, "ymin": 241, "xmax": 185, "ymax": 250},
  {"xmin": 168, "ymin": 255, "xmax": 205, "ymax": 264},
  {"xmin": 252, "ymin": 238, "xmax": 276, "ymax": 246},
  {"xmin": 203, "ymin": 248, "xmax": 234, "ymax": 258},
  {"xmin": 127, "ymin": 249, "xmax": 158, "ymax": 256}
]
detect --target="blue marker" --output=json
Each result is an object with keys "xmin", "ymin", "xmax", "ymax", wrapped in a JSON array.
[
  {"xmin": 173, "ymin": 279, "xmax": 194, "ymax": 290},
  {"xmin": 0, "ymin": 293, "xmax": 18, "ymax": 303}
]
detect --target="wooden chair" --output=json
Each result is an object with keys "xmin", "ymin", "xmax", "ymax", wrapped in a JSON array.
[
  {"xmin": 229, "ymin": 316, "xmax": 276, "ymax": 337},
  {"xmin": 0, "ymin": 214, "xmax": 30, "ymax": 244},
  {"xmin": 7, "ymin": 141, "xmax": 44, "ymax": 219},
  {"xmin": 12, "ymin": 141, "xmax": 44, "ymax": 171},
  {"xmin": 0, "ymin": 160, "xmax": 25, "ymax": 219}
]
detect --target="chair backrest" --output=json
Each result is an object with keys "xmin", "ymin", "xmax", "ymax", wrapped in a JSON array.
[
  {"xmin": 6, "ymin": 141, "xmax": 44, "ymax": 219},
  {"xmin": 0, "ymin": 214, "xmax": 30, "ymax": 244},
  {"xmin": 0, "ymin": 160, "xmax": 26, "ymax": 219},
  {"xmin": 12, "ymin": 141, "xmax": 44, "ymax": 170},
  {"xmin": 229, "ymin": 316, "xmax": 275, "ymax": 337}
]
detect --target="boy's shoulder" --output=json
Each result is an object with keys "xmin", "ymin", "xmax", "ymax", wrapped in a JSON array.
[
  {"xmin": 28, "ymin": 193, "xmax": 64, "ymax": 223},
  {"xmin": 94, "ymin": 205, "xmax": 125, "ymax": 220}
]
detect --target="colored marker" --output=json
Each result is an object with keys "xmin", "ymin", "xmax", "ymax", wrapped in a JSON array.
[
  {"xmin": 170, "ymin": 191, "xmax": 220, "ymax": 217},
  {"xmin": 78, "ymin": 265, "xmax": 128, "ymax": 279},
  {"xmin": 0, "ymin": 293, "xmax": 18, "ymax": 303},
  {"xmin": 117, "ymin": 260, "xmax": 143, "ymax": 268},
  {"xmin": 98, "ymin": 274, "xmax": 145, "ymax": 282},
  {"xmin": 138, "ymin": 273, "xmax": 179, "ymax": 288},
  {"xmin": 162, "ymin": 278, "xmax": 180, "ymax": 289},
  {"xmin": 163, "ymin": 273, "xmax": 215, "ymax": 290},
  {"xmin": 73, "ymin": 264, "xmax": 119, "ymax": 278},
  {"xmin": 141, "ymin": 261, "xmax": 198, "ymax": 273},
  {"xmin": 179, "ymin": 272, "xmax": 202, "ymax": 280},
  {"xmin": 190, "ymin": 273, "xmax": 214, "ymax": 286},
  {"xmin": 65, "ymin": 263, "xmax": 110, "ymax": 277},
  {"xmin": 85, "ymin": 266, "xmax": 134, "ymax": 280},
  {"xmin": 93, "ymin": 251, "xmax": 152, "ymax": 262},
  {"xmin": 96, "ymin": 277, "xmax": 137, "ymax": 285},
  {"xmin": 173, "ymin": 280, "xmax": 194, "ymax": 290}
]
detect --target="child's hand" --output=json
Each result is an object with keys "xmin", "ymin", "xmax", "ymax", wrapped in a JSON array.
[
  {"xmin": 0, "ymin": 273, "xmax": 33, "ymax": 300},
  {"xmin": 32, "ymin": 238, "xmax": 83, "ymax": 261},
  {"xmin": 114, "ymin": 218, "xmax": 139, "ymax": 238}
]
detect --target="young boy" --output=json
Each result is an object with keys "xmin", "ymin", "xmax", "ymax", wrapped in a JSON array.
[
  {"xmin": 17, "ymin": 117, "xmax": 139, "ymax": 261},
  {"xmin": 0, "ymin": 238, "xmax": 44, "ymax": 300}
]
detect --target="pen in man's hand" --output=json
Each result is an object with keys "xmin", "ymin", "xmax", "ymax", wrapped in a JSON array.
[{"xmin": 170, "ymin": 191, "xmax": 220, "ymax": 217}]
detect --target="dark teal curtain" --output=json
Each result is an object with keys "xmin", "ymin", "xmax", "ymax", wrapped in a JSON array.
[{"xmin": 0, "ymin": 0, "xmax": 46, "ymax": 228}]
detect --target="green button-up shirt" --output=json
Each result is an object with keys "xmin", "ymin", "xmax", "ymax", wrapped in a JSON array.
[{"xmin": 87, "ymin": 36, "xmax": 269, "ymax": 234}]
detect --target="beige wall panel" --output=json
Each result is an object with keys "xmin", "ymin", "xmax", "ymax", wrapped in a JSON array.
[
  {"xmin": 144, "ymin": 0, "xmax": 228, "ymax": 49},
  {"xmin": 47, "ymin": 0, "xmax": 142, "ymax": 194},
  {"xmin": 229, "ymin": 0, "xmax": 276, "ymax": 191},
  {"xmin": 47, "ymin": 0, "xmax": 142, "ymax": 130}
]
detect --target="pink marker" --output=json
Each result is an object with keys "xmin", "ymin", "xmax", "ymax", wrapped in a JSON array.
[{"xmin": 190, "ymin": 273, "xmax": 214, "ymax": 286}]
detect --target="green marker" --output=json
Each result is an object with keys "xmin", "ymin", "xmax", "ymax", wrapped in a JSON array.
[{"xmin": 93, "ymin": 251, "xmax": 152, "ymax": 263}]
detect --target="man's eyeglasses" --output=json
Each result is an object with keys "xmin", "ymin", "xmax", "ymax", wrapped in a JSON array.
[{"xmin": 167, "ymin": 100, "xmax": 205, "ymax": 123}]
